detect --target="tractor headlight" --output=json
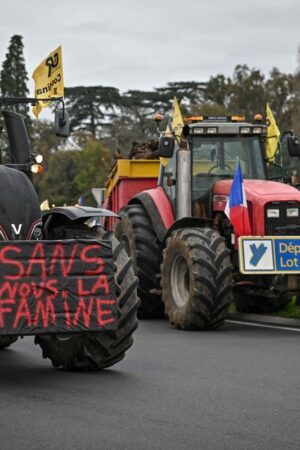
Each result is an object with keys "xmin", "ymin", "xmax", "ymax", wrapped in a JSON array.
[
  {"xmin": 207, "ymin": 127, "xmax": 217, "ymax": 134},
  {"xmin": 240, "ymin": 127, "xmax": 251, "ymax": 134},
  {"xmin": 35, "ymin": 154, "xmax": 43, "ymax": 164},
  {"xmin": 267, "ymin": 209, "xmax": 280, "ymax": 218},
  {"xmin": 287, "ymin": 208, "xmax": 299, "ymax": 217},
  {"xmin": 193, "ymin": 127, "xmax": 204, "ymax": 134},
  {"xmin": 253, "ymin": 127, "xmax": 262, "ymax": 134}
]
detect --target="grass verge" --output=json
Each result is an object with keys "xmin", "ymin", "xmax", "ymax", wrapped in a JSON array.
[{"xmin": 272, "ymin": 297, "xmax": 300, "ymax": 320}]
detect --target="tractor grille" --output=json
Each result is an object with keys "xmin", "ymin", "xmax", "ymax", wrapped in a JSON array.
[{"xmin": 265, "ymin": 201, "xmax": 300, "ymax": 235}]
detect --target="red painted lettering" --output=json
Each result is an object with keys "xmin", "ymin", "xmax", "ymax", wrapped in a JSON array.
[
  {"xmin": 96, "ymin": 299, "xmax": 116, "ymax": 327},
  {"xmin": 49, "ymin": 243, "xmax": 78, "ymax": 277},
  {"xmin": 33, "ymin": 299, "xmax": 56, "ymax": 328},
  {"xmin": 0, "ymin": 281, "xmax": 17, "ymax": 298},
  {"xmin": 0, "ymin": 299, "xmax": 14, "ymax": 327},
  {"xmin": 31, "ymin": 279, "xmax": 58, "ymax": 300},
  {"xmin": 77, "ymin": 278, "xmax": 90, "ymax": 296},
  {"xmin": 13, "ymin": 297, "xmax": 31, "ymax": 328},
  {"xmin": 0, "ymin": 246, "xmax": 24, "ymax": 280},
  {"xmin": 92, "ymin": 276, "xmax": 110, "ymax": 295},
  {"xmin": 73, "ymin": 297, "xmax": 94, "ymax": 327},
  {"xmin": 46, "ymin": 279, "xmax": 58, "ymax": 298},
  {"xmin": 77, "ymin": 275, "xmax": 110, "ymax": 296},
  {"xmin": 80, "ymin": 245, "xmax": 104, "ymax": 275},
  {"xmin": 31, "ymin": 282, "xmax": 44, "ymax": 299},
  {"xmin": 19, "ymin": 283, "xmax": 30, "ymax": 298},
  {"xmin": 26, "ymin": 243, "xmax": 47, "ymax": 280}
]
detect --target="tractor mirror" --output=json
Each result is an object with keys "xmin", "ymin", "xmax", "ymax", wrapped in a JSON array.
[
  {"xmin": 55, "ymin": 109, "xmax": 70, "ymax": 138},
  {"xmin": 287, "ymin": 134, "xmax": 300, "ymax": 157},
  {"xmin": 158, "ymin": 136, "xmax": 175, "ymax": 158}
]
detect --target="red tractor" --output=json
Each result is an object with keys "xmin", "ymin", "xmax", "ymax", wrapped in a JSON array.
[{"xmin": 104, "ymin": 115, "xmax": 300, "ymax": 329}]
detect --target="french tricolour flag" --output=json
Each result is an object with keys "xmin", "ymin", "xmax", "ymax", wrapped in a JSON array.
[{"xmin": 224, "ymin": 163, "xmax": 252, "ymax": 237}]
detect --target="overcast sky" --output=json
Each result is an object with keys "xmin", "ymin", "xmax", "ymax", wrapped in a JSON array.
[{"xmin": 0, "ymin": 0, "xmax": 299, "ymax": 95}]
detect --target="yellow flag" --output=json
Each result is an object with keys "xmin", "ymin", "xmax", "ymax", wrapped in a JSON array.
[
  {"xmin": 165, "ymin": 96, "xmax": 184, "ymax": 139},
  {"xmin": 266, "ymin": 102, "xmax": 280, "ymax": 160},
  {"xmin": 161, "ymin": 97, "xmax": 184, "ymax": 166},
  {"xmin": 32, "ymin": 46, "xmax": 64, "ymax": 118}
]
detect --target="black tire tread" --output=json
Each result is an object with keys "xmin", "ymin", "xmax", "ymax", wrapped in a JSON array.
[
  {"xmin": 35, "ymin": 224, "xmax": 139, "ymax": 370},
  {"xmin": 114, "ymin": 204, "xmax": 164, "ymax": 319},
  {"xmin": 161, "ymin": 227, "xmax": 232, "ymax": 330}
]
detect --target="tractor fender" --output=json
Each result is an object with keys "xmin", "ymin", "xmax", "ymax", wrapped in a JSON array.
[
  {"xmin": 161, "ymin": 217, "xmax": 213, "ymax": 248},
  {"xmin": 43, "ymin": 206, "xmax": 118, "ymax": 237},
  {"xmin": 128, "ymin": 187, "xmax": 175, "ymax": 242}
]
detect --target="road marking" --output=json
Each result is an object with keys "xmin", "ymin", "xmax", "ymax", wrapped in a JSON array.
[{"xmin": 226, "ymin": 319, "xmax": 300, "ymax": 332}]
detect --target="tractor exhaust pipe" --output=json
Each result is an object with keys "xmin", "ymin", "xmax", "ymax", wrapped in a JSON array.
[
  {"xmin": 176, "ymin": 148, "xmax": 191, "ymax": 219},
  {"xmin": 2, "ymin": 110, "xmax": 31, "ymax": 165}
]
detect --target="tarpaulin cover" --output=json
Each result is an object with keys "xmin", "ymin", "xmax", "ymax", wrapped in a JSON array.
[{"xmin": 0, "ymin": 239, "xmax": 118, "ymax": 335}]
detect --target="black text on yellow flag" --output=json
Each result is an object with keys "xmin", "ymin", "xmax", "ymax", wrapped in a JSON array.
[{"xmin": 32, "ymin": 46, "xmax": 64, "ymax": 118}]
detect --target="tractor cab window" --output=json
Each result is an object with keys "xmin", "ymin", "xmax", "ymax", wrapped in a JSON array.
[
  {"xmin": 191, "ymin": 135, "xmax": 266, "ymax": 217},
  {"xmin": 162, "ymin": 148, "xmax": 177, "ymax": 207}
]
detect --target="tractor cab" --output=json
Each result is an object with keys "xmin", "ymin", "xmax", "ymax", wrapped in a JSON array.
[
  {"xmin": 160, "ymin": 115, "xmax": 268, "ymax": 219},
  {"xmin": 189, "ymin": 116, "xmax": 267, "ymax": 218}
]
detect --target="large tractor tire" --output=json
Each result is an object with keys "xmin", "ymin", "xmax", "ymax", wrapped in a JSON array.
[
  {"xmin": 114, "ymin": 205, "xmax": 164, "ymax": 319},
  {"xmin": 161, "ymin": 227, "xmax": 232, "ymax": 330},
  {"xmin": 35, "ymin": 225, "xmax": 139, "ymax": 370},
  {"xmin": 0, "ymin": 337, "xmax": 18, "ymax": 350}
]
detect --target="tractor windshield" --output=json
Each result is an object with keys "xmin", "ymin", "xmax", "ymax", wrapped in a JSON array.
[
  {"xmin": 192, "ymin": 135, "xmax": 265, "ymax": 179},
  {"xmin": 191, "ymin": 135, "xmax": 266, "ymax": 208}
]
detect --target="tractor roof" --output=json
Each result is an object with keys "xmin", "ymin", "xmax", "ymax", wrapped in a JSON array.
[{"xmin": 187, "ymin": 115, "xmax": 267, "ymax": 136}]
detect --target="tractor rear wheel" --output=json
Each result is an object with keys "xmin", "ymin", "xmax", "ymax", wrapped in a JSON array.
[
  {"xmin": 161, "ymin": 227, "xmax": 232, "ymax": 330},
  {"xmin": 0, "ymin": 337, "xmax": 18, "ymax": 350},
  {"xmin": 35, "ymin": 225, "xmax": 139, "ymax": 370},
  {"xmin": 114, "ymin": 204, "xmax": 164, "ymax": 319}
]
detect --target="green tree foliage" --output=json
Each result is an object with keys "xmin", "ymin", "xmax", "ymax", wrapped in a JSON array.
[
  {"xmin": 155, "ymin": 81, "xmax": 206, "ymax": 109},
  {"xmin": 265, "ymin": 68, "xmax": 294, "ymax": 131},
  {"xmin": 0, "ymin": 35, "xmax": 30, "ymax": 155},
  {"xmin": 0, "ymin": 35, "xmax": 29, "ymax": 116},
  {"xmin": 291, "ymin": 47, "xmax": 300, "ymax": 137},
  {"xmin": 205, "ymin": 74, "xmax": 230, "ymax": 107},
  {"xmin": 74, "ymin": 139, "xmax": 112, "ymax": 205},
  {"xmin": 31, "ymin": 120, "xmax": 65, "ymax": 197},
  {"xmin": 37, "ymin": 150, "xmax": 81, "ymax": 206},
  {"xmin": 227, "ymin": 64, "xmax": 266, "ymax": 117},
  {"xmin": 37, "ymin": 138, "xmax": 112, "ymax": 206},
  {"xmin": 64, "ymin": 86, "xmax": 121, "ymax": 138}
]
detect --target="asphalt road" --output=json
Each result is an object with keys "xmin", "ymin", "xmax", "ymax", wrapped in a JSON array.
[{"xmin": 0, "ymin": 321, "xmax": 299, "ymax": 450}]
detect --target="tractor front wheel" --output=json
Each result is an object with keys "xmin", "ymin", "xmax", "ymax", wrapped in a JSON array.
[
  {"xmin": 161, "ymin": 227, "xmax": 232, "ymax": 330},
  {"xmin": 35, "ymin": 225, "xmax": 139, "ymax": 370}
]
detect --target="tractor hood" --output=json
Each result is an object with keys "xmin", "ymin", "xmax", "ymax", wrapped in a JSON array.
[
  {"xmin": 214, "ymin": 179, "xmax": 300, "ymax": 203},
  {"xmin": 213, "ymin": 179, "xmax": 300, "ymax": 235}
]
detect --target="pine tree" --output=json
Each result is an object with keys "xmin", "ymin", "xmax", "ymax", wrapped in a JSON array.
[{"xmin": 0, "ymin": 35, "xmax": 29, "ymax": 117}]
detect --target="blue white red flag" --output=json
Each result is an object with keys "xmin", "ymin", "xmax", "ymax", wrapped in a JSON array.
[
  {"xmin": 78, "ymin": 195, "xmax": 84, "ymax": 206},
  {"xmin": 224, "ymin": 163, "xmax": 252, "ymax": 237}
]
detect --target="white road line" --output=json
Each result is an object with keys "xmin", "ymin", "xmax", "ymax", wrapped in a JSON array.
[{"xmin": 226, "ymin": 319, "xmax": 300, "ymax": 332}]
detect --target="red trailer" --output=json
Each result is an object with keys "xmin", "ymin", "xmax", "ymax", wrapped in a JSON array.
[{"xmin": 103, "ymin": 159, "xmax": 160, "ymax": 229}]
